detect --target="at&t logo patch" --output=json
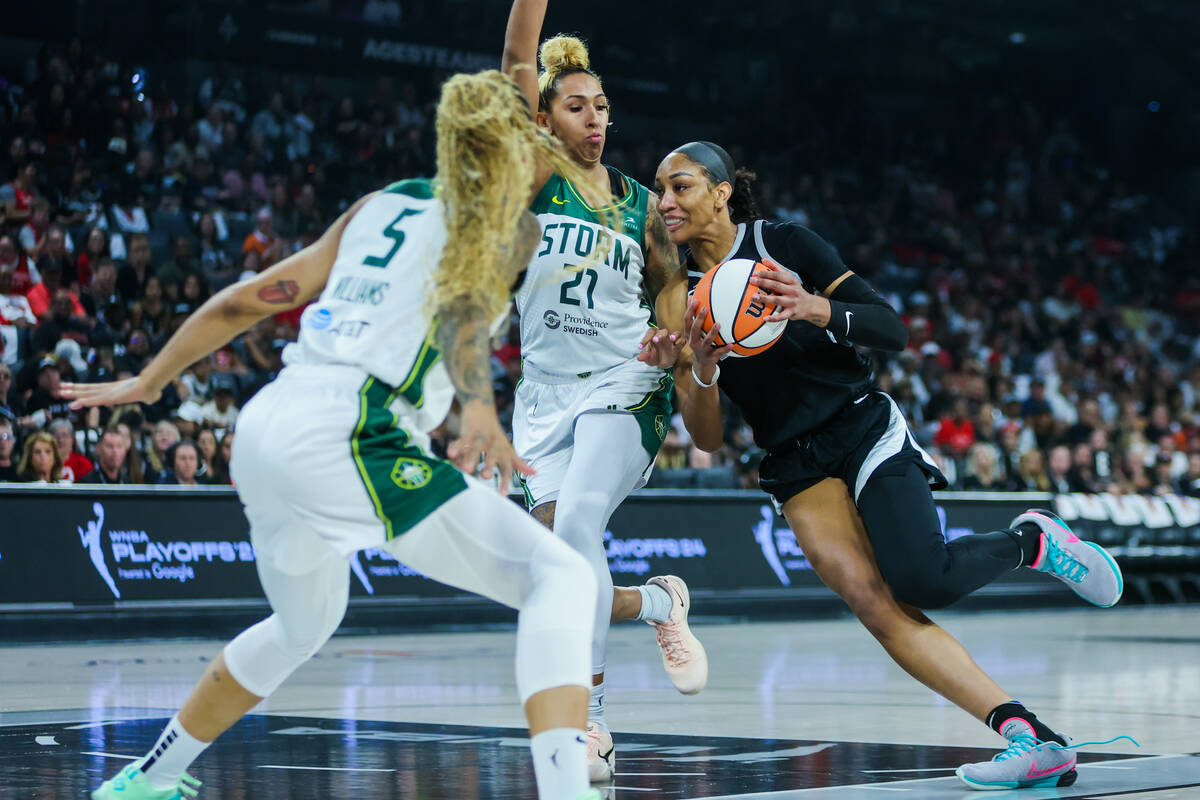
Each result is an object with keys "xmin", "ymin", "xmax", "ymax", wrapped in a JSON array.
[{"xmin": 391, "ymin": 457, "xmax": 432, "ymax": 490}]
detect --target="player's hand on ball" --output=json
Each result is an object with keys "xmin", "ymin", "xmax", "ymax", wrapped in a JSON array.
[
  {"xmin": 685, "ymin": 296, "xmax": 734, "ymax": 374},
  {"xmin": 60, "ymin": 376, "xmax": 162, "ymax": 409},
  {"xmin": 449, "ymin": 400, "xmax": 535, "ymax": 494},
  {"xmin": 637, "ymin": 326, "xmax": 684, "ymax": 368},
  {"xmin": 749, "ymin": 262, "xmax": 818, "ymax": 323}
]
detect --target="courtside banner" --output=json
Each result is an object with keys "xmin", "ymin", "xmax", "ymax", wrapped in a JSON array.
[{"xmin": 4, "ymin": 487, "xmax": 1192, "ymax": 607}]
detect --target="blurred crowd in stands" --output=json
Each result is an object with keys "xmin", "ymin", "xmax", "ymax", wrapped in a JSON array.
[{"xmin": 1, "ymin": 36, "xmax": 1197, "ymax": 497}]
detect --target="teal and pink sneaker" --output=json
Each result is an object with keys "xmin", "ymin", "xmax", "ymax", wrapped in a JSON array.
[
  {"xmin": 956, "ymin": 717, "xmax": 1076, "ymax": 790},
  {"xmin": 92, "ymin": 759, "xmax": 201, "ymax": 800},
  {"xmin": 1013, "ymin": 509, "xmax": 1123, "ymax": 607}
]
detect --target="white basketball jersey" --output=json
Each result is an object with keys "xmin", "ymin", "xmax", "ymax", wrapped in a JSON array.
[
  {"xmin": 283, "ymin": 180, "xmax": 453, "ymax": 432},
  {"xmin": 515, "ymin": 168, "xmax": 651, "ymax": 377}
]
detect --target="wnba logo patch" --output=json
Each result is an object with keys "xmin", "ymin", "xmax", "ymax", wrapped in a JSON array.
[{"xmin": 391, "ymin": 457, "xmax": 432, "ymax": 490}]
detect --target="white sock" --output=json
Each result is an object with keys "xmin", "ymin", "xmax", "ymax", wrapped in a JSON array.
[
  {"xmin": 588, "ymin": 680, "xmax": 607, "ymax": 729},
  {"xmin": 530, "ymin": 727, "xmax": 589, "ymax": 800},
  {"xmin": 140, "ymin": 714, "xmax": 210, "ymax": 790},
  {"xmin": 635, "ymin": 583, "xmax": 672, "ymax": 624}
]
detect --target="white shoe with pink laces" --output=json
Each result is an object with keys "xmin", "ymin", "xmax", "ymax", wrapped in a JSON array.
[
  {"xmin": 645, "ymin": 575, "xmax": 708, "ymax": 695},
  {"xmin": 584, "ymin": 721, "xmax": 614, "ymax": 782}
]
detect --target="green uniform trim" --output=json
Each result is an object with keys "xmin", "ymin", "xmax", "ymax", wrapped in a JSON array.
[
  {"xmin": 397, "ymin": 325, "xmax": 441, "ymax": 408},
  {"xmin": 350, "ymin": 377, "xmax": 466, "ymax": 540},
  {"xmin": 627, "ymin": 371, "xmax": 675, "ymax": 459},
  {"xmin": 531, "ymin": 166, "xmax": 648, "ymax": 254},
  {"xmin": 382, "ymin": 178, "xmax": 436, "ymax": 199}
]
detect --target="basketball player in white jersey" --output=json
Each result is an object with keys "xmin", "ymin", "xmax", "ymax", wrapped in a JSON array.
[
  {"xmin": 503, "ymin": 0, "xmax": 706, "ymax": 781},
  {"xmin": 67, "ymin": 71, "xmax": 611, "ymax": 800}
]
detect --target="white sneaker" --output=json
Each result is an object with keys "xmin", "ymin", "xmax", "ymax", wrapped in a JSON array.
[
  {"xmin": 1013, "ymin": 509, "xmax": 1123, "ymax": 607},
  {"xmin": 646, "ymin": 575, "xmax": 708, "ymax": 695},
  {"xmin": 585, "ymin": 721, "xmax": 614, "ymax": 782}
]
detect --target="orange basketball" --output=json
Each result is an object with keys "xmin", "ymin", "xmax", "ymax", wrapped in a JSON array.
[{"xmin": 691, "ymin": 258, "xmax": 787, "ymax": 357}]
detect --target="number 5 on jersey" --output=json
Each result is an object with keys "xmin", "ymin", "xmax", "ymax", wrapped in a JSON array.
[
  {"xmin": 560, "ymin": 266, "xmax": 598, "ymax": 309},
  {"xmin": 364, "ymin": 208, "xmax": 424, "ymax": 268}
]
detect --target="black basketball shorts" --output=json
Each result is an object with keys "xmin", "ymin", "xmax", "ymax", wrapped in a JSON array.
[{"xmin": 758, "ymin": 391, "xmax": 948, "ymax": 512}]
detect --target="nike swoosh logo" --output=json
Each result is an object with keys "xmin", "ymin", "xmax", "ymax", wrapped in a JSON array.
[
  {"xmin": 845, "ymin": 310, "xmax": 853, "ymax": 334},
  {"xmin": 1025, "ymin": 758, "xmax": 1072, "ymax": 779},
  {"xmin": 551, "ymin": 195, "xmax": 565, "ymax": 205}
]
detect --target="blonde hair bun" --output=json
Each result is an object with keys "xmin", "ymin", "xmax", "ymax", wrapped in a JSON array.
[{"xmin": 539, "ymin": 35, "xmax": 590, "ymax": 73}]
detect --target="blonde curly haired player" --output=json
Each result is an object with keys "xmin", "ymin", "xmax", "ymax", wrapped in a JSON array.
[
  {"xmin": 71, "ymin": 70, "xmax": 610, "ymax": 800},
  {"xmin": 503, "ymin": 1, "xmax": 707, "ymax": 783}
]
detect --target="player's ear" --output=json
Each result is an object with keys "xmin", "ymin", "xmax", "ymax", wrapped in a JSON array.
[
  {"xmin": 712, "ymin": 181, "xmax": 733, "ymax": 212},
  {"xmin": 535, "ymin": 109, "xmax": 552, "ymax": 132}
]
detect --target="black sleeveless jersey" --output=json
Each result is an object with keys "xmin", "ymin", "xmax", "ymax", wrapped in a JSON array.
[{"xmin": 686, "ymin": 220, "xmax": 876, "ymax": 451}]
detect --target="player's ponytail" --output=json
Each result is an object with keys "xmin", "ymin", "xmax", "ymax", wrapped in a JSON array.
[
  {"xmin": 728, "ymin": 167, "xmax": 760, "ymax": 225},
  {"xmin": 433, "ymin": 70, "xmax": 616, "ymax": 322},
  {"xmin": 537, "ymin": 34, "xmax": 603, "ymax": 111}
]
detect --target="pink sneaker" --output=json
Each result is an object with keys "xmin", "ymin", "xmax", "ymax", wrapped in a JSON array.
[
  {"xmin": 585, "ymin": 721, "xmax": 614, "ymax": 782},
  {"xmin": 646, "ymin": 575, "xmax": 708, "ymax": 695}
]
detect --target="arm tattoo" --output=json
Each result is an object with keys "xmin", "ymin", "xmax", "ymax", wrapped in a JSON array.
[
  {"xmin": 435, "ymin": 302, "xmax": 495, "ymax": 408},
  {"xmin": 256, "ymin": 280, "xmax": 300, "ymax": 305},
  {"xmin": 643, "ymin": 198, "xmax": 682, "ymax": 300}
]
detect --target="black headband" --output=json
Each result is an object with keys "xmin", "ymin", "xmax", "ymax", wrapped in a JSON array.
[{"xmin": 672, "ymin": 141, "xmax": 735, "ymax": 187}]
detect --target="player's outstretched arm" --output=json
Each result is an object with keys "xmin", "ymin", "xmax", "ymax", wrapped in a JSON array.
[
  {"xmin": 636, "ymin": 197, "xmax": 687, "ymax": 368},
  {"xmin": 62, "ymin": 195, "xmax": 371, "ymax": 410},
  {"xmin": 502, "ymin": 0, "xmax": 547, "ymax": 117}
]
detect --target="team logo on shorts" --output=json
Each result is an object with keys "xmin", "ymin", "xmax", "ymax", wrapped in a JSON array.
[
  {"xmin": 391, "ymin": 457, "xmax": 432, "ymax": 490},
  {"xmin": 543, "ymin": 310, "xmax": 561, "ymax": 329},
  {"xmin": 654, "ymin": 414, "xmax": 666, "ymax": 441}
]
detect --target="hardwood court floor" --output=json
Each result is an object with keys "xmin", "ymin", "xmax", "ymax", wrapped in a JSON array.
[{"xmin": 2, "ymin": 606, "xmax": 1198, "ymax": 798}]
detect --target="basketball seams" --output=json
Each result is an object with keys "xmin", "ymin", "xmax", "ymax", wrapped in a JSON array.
[{"xmin": 694, "ymin": 258, "xmax": 786, "ymax": 356}]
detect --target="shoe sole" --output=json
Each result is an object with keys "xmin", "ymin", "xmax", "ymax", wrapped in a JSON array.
[
  {"xmin": 1021, "ymin": 510, "xmax": 1123, "ymax": 607},
  {"xmin": 955, "ymin": 766, "xmax": 1077, "ymax": 790},
  {"xmin": 653, "ymin": 575, "xmax": 708, "ymax": 695}
]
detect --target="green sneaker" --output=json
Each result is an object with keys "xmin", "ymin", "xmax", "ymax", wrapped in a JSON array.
[{"xmin": 92, "ymin": 759, "xmax": 201, "ymax": 800}]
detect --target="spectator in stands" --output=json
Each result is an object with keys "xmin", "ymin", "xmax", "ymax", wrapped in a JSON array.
[
  {"xmin": 78, "ymin": 428, "xmax": 131, "ymax": 484},
  {"xmin": 0, "ymin": 234, "xmax": 38, "ymax": 295},
  {"xmin": 195, "ymin": 212, "xmax": 232, "ymax": 280},
  {"xmin": 17, "ymin": 430, "xmax": 68, "ymax": 483},
  {"xmin": 196, "ymin": 427, "xmax": 218, "ymax": 478},
  {"xmin": 20, "ymin": 200, "xmax": 53, "ymax": 263},
  {"xmin": 1, "ymin": 261, "xmax": 37, "ymax": 364},
  {"xmin": 0, "ymin": 415, "xmax": 17, "ymax": 481},
  {"xmin": 128, "ymin": 275, "xmax": 170, "ymax": 342},
  {"xmin": 208, "ymin": 429, "xmax": 234, "ymax": 485},
  {"xmin": 934, "ymin": 397, "xmax": 976, "ymax": 457},
  {"xmin": 157, "ymin": 236, "xmax": 199, "ymax": 292},
  {"xmin": 174, "ymin": 272, "xmax": 209, "ymax": 316},
  {"xmin": 0, "ymin": 363, "xmax": 18, "ymax": 419},
  {"xmin": 960, "ymin": 443, "xmax": 1005, "ymax": 491},
  {"xmin": 27, "ymin": 259, "xmax": 85, "ymax": 321},
  {"xmin": 159, "ymin": 439, "xmax": 201, "ymax": 485},
  {"xmin": 1181, "ymin": 453, "xmax": 1200, "ymax": 498},
  {"xmin": 75, "ymin": 227, "xmax": 109, "ymax": 289},
  {"xmin": 145, "ymin": 419, "xmax": 180, "ymax": 481},
  {"xmin": 21, "ymin": 356, "xmax": 75, "ymax": 430},
  {"xmin": 1046, "ymin": 444, "xmax": 1073, "ymax": 494},
  {"xmin": 241, "ymin": 206, "xmax": 282, "ymax": 270},
  {"xmin": 81, "ymin": 261, "xmax": 120, "ymax": 334},
  {"xmin": 1150, "ymin": 454, "xmax": 1176, "ymax": 497},
  {"xmin": 116, "ymin": 232, "xmax": 154, "ymax": 303},
  {"xmin": 49, "ymin": 417, "xmax": 91, "ymax": 481},
  {"xmin": 1, "ymin": 161, "xmax": 38, "ymax": 229},
  {"xmin": 200, "ymin": 376, "xmax": 239, "ymax": 430},
  {"xmin": 112, "ymin": 415, "xmax": 147, "ymax": 484},
  {"xmin": 1014, "ymin": 448, "xmax": 1051, "ymax": 491}
]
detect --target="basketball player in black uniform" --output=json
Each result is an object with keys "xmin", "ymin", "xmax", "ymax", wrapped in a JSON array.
[{"xmin": 644, "ymin": 141, "xmax": 1125, "ymax": 790}]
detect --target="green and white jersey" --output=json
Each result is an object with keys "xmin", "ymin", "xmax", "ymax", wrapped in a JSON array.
[
  {"xmin": 283, "ymin": 179, "xmax": 452, "ymax": 433},
  {"xmin": 516, "ymin": 167, "xmax": 651, "ymax": 376}
]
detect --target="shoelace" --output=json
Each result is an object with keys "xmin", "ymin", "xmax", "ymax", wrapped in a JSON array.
[
  {"xmin": 655, "ymin": 622, "xmax": 688, "ymax": 667},
  {"xmin": 1044, "ymin": 537, "xmax": 1089, "ymax": 583},
  {"xmin": 994, "ymin": 734, "xmax": 1140, "ymax": 762}
]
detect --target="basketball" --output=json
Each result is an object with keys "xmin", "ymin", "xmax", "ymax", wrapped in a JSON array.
[{"xmin": 690, "ymin": 258, "xmax": 787, "ymax": 357}]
